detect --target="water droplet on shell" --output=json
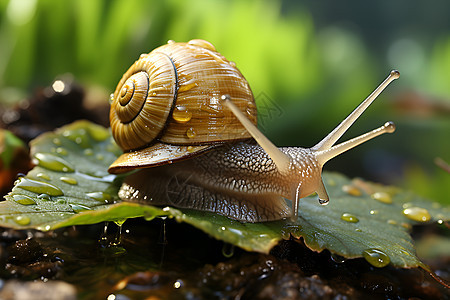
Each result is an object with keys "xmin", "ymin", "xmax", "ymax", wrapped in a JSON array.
[
  {"xmin": 186, "ymin": 127, "xmax": 196, "ymax": 138},
  {"xmin": 173, "ymin": 106, "xmax": 192, "ymax": 123}
]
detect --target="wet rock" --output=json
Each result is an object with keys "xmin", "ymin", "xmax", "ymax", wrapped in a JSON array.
[
  {"xmin": 5, "ymin": 238, "xmax": 62, "ymax": 279},
  {"xmin": 7, "ymin": 238, "xmax": 43, "ymax": 265},
  {"xmin": 0, "ymin": 280, "xmax": 76, "ymax": 300}
]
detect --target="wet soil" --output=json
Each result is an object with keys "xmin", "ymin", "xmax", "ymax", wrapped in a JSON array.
[{"xmin": 0, "ymin": 218, "xmax": 448, "ymax": 300}]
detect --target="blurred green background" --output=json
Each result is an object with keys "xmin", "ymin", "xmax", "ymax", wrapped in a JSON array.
[{"xmin": 0, "ymin": 0, "xmax": 449, "ymax": 204}]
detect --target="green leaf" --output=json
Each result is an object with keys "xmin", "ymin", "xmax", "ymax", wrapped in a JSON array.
[
  {"xmin": 0, "ymin": 130, "xmax": 27, "ymax": 169},
  {"xmin": 0, "ymin": 121, "xmax": 449, "ymax": 271}
]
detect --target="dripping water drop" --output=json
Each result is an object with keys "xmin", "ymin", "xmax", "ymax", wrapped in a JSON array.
[{"xmin": 318, "ymin": 198, "xmax": 329, "ymax": 205}]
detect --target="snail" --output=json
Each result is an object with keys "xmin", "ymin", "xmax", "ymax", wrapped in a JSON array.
[{"xmin": 108, "ymin": 39, "xmax": 399, "ymax": 222}]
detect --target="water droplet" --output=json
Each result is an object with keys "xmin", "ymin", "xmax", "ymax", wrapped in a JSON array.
[
  {"xmin": 187, "ymin": 146, "xmax": 195, "ymax": 152},
  {"xmin": 34, "ymin": 153, "xmax": 74, "ymax": 173},
  {"xmin": 280, "ymin": 228, "xmax": 290, "ymax": 240},
  {"xmin": 355, "ymin": 228, "xmax": 362, "ymax": 232},
  {"xmin": 83, "ymin": 149, "xmax": 94, "ymax": 156},
  {"xmin": 55, "ymin": 147, "xmax": 68, "ymax": 156},
  {"xmin": 16, "ymin": 178, "xmax": 64, "ymax": 196},
  {"xmin": 62, "ymin": 129, "xmax": 90, "ymax": 148},
  {"xmin": 88, "ymin": 125, "xmax": 110, "ymax": 142},
  {"xmin": 362, "ymin": 248, "xmax": 390, "ymax": 268},
  {"xmin": 173, "ymin": 279, "xmax": 184, "ymax": 289},
  {"xmin": 37, "ymin": 194, "xmax": 52, "ymax": 201},
  {"xmin": 342, "ymin": 185, "xmax": 362, "ymax": 196},
  {"xmin": 14, "ymin": 215, "xmax": 31, "ymax": 226},
  {"xmin": 86, "ymin": 192, "xmax": 112, "ymax": 203},
  {"xmin": 36, "ymin": 173, "xmax": 50, "ymax": 180},
  {"xmin": 341, "ymin": 213, "xmax": 359, "ymax": 223},
  {"xmin": 186, "ymin": 127, "xmax": 196, "ymax": 138},
  {"xmin": 402, "ymin": 207, "xmax": 431, "ymax": 222},
  {"xmin": 172, "ymin": 106, "xmax": 192, "ymax": 123},
  {"xmin": 330, "ymin": 253, "xmax": 346, "ymax": 263},
  {"xmin": 188, "ymin": 39, "xmax": 216, "ymax": 51},
  {"xmin": 12, "ymin": 195, "xmax": 36, "ymax": 205},
  {"xmin": 60, "ymin": 176, "xmax": 77, "ymax": 185},
  {"xmin": 114, "ymin": 219, "xmax": 126, "ymax": 227},
  {"xmin": 437, "ymin": 219, "xmax": 444, "ymax": 225},
  {"xmin": 178, "ymin": 82, "xmax": 197, "ymax": 92},
  {"xmin": 401, "ymin": 222, "xmax": 412, "ymax": 230},
  {"xmin": 387, "ymin": 219, "xmax": 397, "ymax": 225},
  {"xmin": 318, "ymin": 198, "xmax": 329, "ymax": 205},
  {"xmin": 109, "ymin": 93, "xmax": 114, "ymax": 104},
  {"xmin": 369, "ymin": 210, "xmax": 378, "ymax": 215},
  {"xmin": 222, "ymin": 243, "xmax": 235, "ymax": 258},
  {"xmin": 371, "ymin": 192, "xmax": 392, "ymax": 204},
  {"xmin": 69, "ymin": 203, "xmax": 91, "ymax": 213},
  {"xmin": 402, "ymin": 202, "xmax": 413, "ymax": 209},
  {"xmin": 52, "ymin": 138, "xmax": 62, "ymax": 146}
]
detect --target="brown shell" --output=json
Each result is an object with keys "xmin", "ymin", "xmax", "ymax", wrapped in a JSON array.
[{"xmin": 109, "ymin": 39, "xmax": 257, "ymax": 174}]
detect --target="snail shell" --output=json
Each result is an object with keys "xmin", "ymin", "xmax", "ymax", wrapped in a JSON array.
[
  {"xmin": 109, "ymin": 39, "xmax": 256, "ymax": 173},
  {"xmin": 108, "ymin": 39, "xmax": 399, "ymax": 223}
]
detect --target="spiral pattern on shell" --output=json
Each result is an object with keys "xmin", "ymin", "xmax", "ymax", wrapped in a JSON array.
[
  {"xmin": 110, "ymin": 39, "xmax": 257, "ymax": 159},
  {"xmin": 110, "ymin": 51, "xmax": 177, "ymax": 151}
]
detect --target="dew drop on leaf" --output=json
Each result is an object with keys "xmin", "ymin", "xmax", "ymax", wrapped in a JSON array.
[
  {"xmin": 34, "ymin": 153, "xmax": 74, "ymax": 173},
  {"xmin": 86, "ymin": 192, "xmax": 112, "ymax": 203},
  {"xmin": 402, "ymin": 207, "xmax": 431, "ymax": 222},
  {"xmin": 36, "ymin": 172, "xmax": 50, "ymax": 180},
  {"xmin": 60, "ymin": 176, "xmax": 78, "ymax": 185},
  {"xmin": 387, "ymin": 219, "xmax": 397, "ymax": 225},
  {"xmin": 222, "ymin": 243, "xmax": 235, "ymax": 258},
  {"xmin": 12, "ymin": 194, "xmax": 36, "ymax": 205},
  {"xmin": 88, "ymin": 125, "xmax": 110, "ymax": 142},
  {"xmin": 16, "ymin": 177, "xmax": 64, "ymax": 196},
  {"xmin": 37, "ymin": 194, "xmax": 52, "ymax": 201},
  {"xmin": 363, "ymin": 248, "xmax": 390, "ymax": 268},
  {"xmin": 83, "ymin": 149, "xmax": 94, "ymax": 156},
  {"xmin": 341, "ymin": 213, "xmax": 359, "ymax": 223},
  {"xmin": 342, "ymin": 185, "xmax": 362, "ymax": 196},
  {"xmin": 330, "ymin": 253, "xmax": 346, "ymax": 263},
  {"xmin": 55, "ymin": 147, "xmax": 68, "ymax": 156},
  {"xmin": 52, "ymin": 138, "xmax": 62, "ymax": 146},
  {"xmin": 14, "ymin": 215, "xmax": 31, "ymax": 226},
  {"xmin": 371, "ymin": 192, "xmax": 392, "ymax": 204},
  {"xmin": 69, "ymin": 203, "xmax": 91, "ymax": 213}
]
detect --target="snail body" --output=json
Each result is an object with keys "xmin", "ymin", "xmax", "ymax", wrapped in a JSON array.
[{"xmin": 109, "ymin": 39, "xmax": 399, "ymax": 222}]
